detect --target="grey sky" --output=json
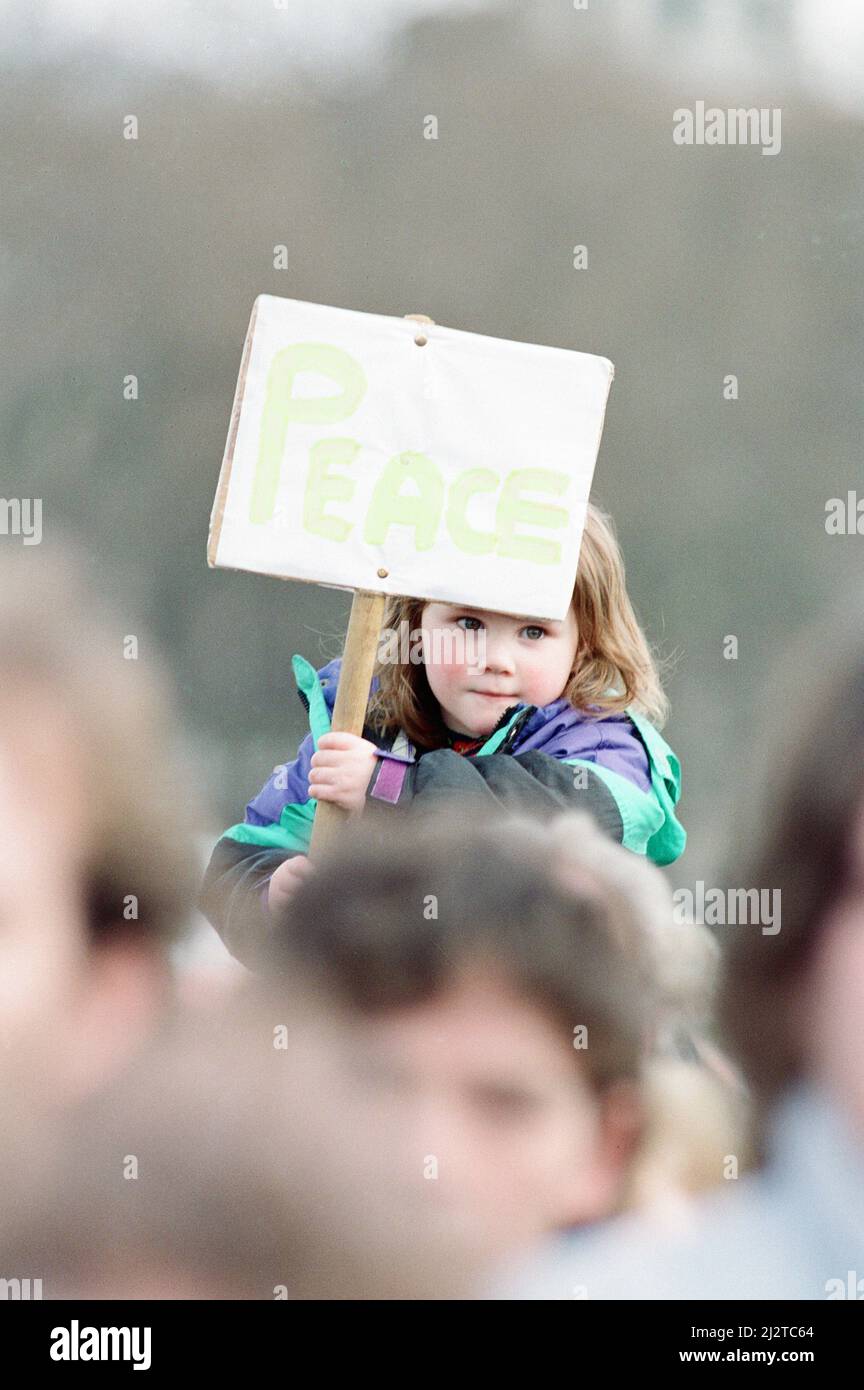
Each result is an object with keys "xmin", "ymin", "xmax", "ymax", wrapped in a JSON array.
[{"xmin": 1, "ymin": 0, "xmax": 862, "ymax": 116}]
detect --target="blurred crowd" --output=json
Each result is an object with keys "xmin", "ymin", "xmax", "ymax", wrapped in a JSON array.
[{"xmin": 1, "ymin": 542, "xmax": 862, "ymax": 1300}]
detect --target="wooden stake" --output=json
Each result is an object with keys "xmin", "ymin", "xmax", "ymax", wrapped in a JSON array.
[
  {"xmin": 307, "ymin": 313, "xmax": 433, "ymax": 858},
  {"xmin": 308, "ymin": 588, "xmax": 386, "ymax": 857}
]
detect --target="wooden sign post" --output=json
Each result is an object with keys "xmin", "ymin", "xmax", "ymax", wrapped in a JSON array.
[
  {"xmin": 308, "ymin": 314, "xmax": 432, "ymax": 854},
  {"xmin": 208, "ymin": 295, "xmax": 614, "ymax": 858}
]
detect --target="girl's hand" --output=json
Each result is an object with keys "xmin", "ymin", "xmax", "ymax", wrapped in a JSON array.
[
  {"xmin": 268, "ymin": 854, "xmax": 314, "ymax": 913},
  {"xmin": 308, "ymin": 731, "xmax": 379, "ymax": 814}
]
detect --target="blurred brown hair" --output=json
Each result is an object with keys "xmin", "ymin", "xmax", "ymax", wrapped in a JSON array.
[
  {"xmin": 717, "ymin": 594, "xmax": 864, "ymax": 1130},
  {"xmin": 0, "ymin": 540, "xmax": 202, "ymax": 945},
  {"xmin": 268, "ymin": 807, "xmax": 659, "ymax": 1094}
]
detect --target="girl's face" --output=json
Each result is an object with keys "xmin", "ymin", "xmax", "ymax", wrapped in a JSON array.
[{"xmin": 419, "ymin": 602, "xmax": 580, "ymax": 736}]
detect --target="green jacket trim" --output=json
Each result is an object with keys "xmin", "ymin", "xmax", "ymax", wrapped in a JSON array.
[
  {"xmin": 565, "ymin": 709, "xmax": 685, "ymax": 866},
  {"xmin": 291, "ymin": 653, "xmax": 333, "ymax": 747},
  {"xmin": 224, "ymin": 798, "xmax": 315, "ymax": 855}
]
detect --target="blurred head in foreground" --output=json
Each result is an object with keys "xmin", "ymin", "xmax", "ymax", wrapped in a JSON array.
[
  {"xmin": 0, "ymin": 542, "xmax": 202, "ymax": 1098},
  {"xmin": 719, "ymin": 595, "xmax": 864, "ymax": 1149},
  {"xmin": 0, "ymin": 985, "xmax": 484, "ymax": 1300},
  {"xmin": 501, "ymin": 595, "xmax": 864, "ymax": 1299},
  {"xmin": 267, "ymin": 808, "xmax": 683, "ymax": 1267}
]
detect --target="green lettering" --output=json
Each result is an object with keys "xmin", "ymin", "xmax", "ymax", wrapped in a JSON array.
[
  {"xmin": 445, "ymin": 467, "xmax": 498, "ymax": 555},
  {"xmin": 303, "ymin": 438, "xmax": 359, "ymax": 541},
  {"xmin": 251, "ymin": 344, "xmax": 366, "ymax": 524},
  {"xmin": 495, "ymin": 468, "xmax": 569, "ymax": 564},
  {"xmin": 363, "ymin": 452, "xmax": 444, "ymax": 552}
]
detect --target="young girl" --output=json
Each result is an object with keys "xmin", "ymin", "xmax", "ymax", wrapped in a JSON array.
[{"xmin": 200, "ymin": 503, "xmax": 686, "ymax": 968}]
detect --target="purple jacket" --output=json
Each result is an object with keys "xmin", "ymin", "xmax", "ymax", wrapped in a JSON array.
[{"xmin": 199, "ymin": 654, "xmax": 685, "ymax": 967}]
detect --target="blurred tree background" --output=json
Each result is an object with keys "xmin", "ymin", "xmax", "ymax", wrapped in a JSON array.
[{"xmin": 2, "ymin": 0, "xmax": 862, "ymax": 885}]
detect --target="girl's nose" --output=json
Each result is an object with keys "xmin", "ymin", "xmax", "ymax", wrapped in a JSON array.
[{"xmin": 478, "ymin": 636, "xmax": 515, "ymax": 675}]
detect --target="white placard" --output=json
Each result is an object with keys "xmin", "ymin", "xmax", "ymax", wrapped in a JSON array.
[{"xmin": 208, "ymin": 295, "xmax": 613, "ymax": 621}]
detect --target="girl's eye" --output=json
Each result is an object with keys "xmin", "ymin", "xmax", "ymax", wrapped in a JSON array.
[
  {"xmin": 521, "ymin": 625, "xmax": 546, "ymax": 641},
  {"xmin": 455, "ymin": 616, "xmax": 483, "ymax": 631}
]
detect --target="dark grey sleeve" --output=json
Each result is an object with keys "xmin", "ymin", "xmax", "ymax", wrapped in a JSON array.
[
  {"xmin": 403, "ymin": 749, "xmax": 624, "ymax": 843},
  {"xmin": 198, "ymin": 836, "xmax": 293, "ymax": 971}
]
